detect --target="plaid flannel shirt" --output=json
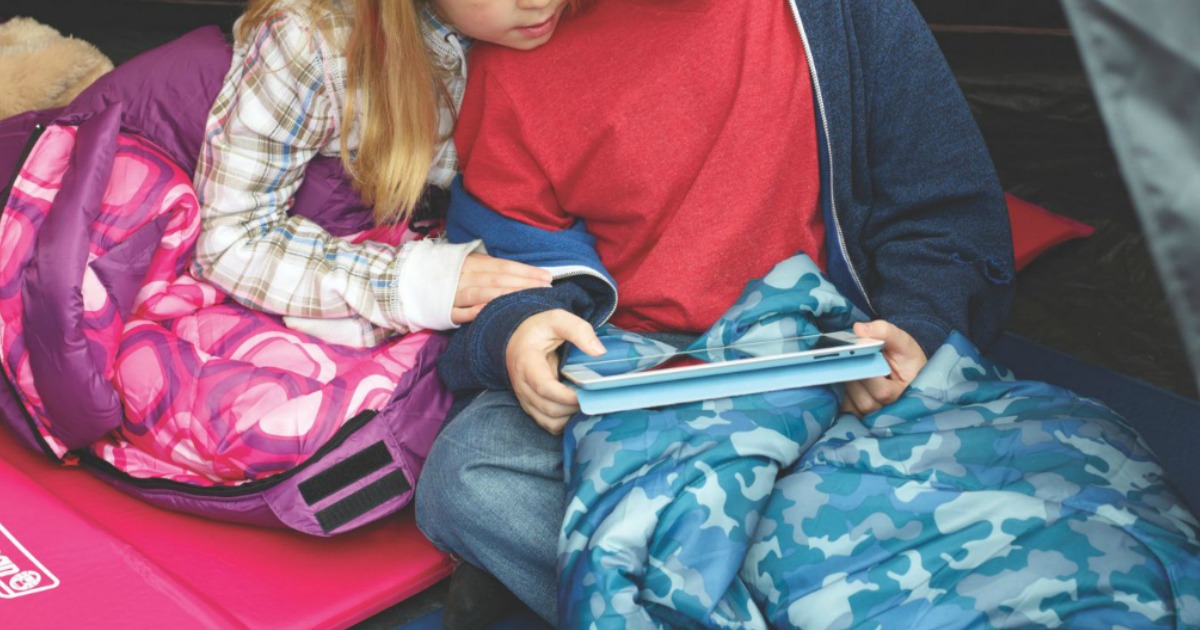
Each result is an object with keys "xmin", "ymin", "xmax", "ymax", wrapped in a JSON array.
[{"xmin": 192, "ymin": 2, "xmax": 472, "ymax": 346}]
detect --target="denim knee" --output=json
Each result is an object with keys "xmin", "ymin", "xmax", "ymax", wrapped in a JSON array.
[
  {"xmin": 415, "ymin": 391, "xmax": 566, "ymax": 622},
  {"xmin": 414, "ymin": 412, "xmax": 472, "ymax": 554},
  {"xmin": 414, "ymin": 390, "xmax": 562, "ymax": 556}
]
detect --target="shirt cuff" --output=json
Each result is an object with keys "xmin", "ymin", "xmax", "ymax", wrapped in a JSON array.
[
  {"xmin": 392, "ymin": 238, "xmax": 485, "ymax": 332},
  {"xmin": 283, "ymin": 316, "xmax": 396, "ymax": 348}
]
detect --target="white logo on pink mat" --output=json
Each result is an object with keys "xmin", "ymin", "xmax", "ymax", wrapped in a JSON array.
[{"xmin": 0, "ymin": 522, "xmax": 60, "ymax": 598}]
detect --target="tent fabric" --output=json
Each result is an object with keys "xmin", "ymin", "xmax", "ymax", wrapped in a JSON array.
[
  {"xmin": 1061, "ymin": 0, "xmax": 1200, "ymax": 395},
  {"xmin": 928, "ymin": 24, "xmax": 1197, "ymax": 399},
  {"xmin": 916, "ymin": 0, "xmax": 1069, "ymax": 30}
]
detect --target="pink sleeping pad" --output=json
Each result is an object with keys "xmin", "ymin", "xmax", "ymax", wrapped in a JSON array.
[{"xmin": 0, "ymin": 427, "xmax": 453, "ymax": 628}]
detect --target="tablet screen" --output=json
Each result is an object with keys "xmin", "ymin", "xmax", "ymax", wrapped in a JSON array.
[{"xmin": 563, "ymin": 333, "xmax": 872, "ymax": 384}]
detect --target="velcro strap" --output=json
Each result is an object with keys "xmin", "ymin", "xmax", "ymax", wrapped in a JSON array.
[
  {"xmin": 299, "ymin": 441, "xmax": 393, "ymax": 505},
  {"xmin": 315, "ymin": 470, "xmax": 411, "ymax": 533}
]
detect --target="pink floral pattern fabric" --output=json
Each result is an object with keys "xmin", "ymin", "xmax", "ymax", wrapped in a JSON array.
[{"xmin": 0, "ymin": 125, "xmax": 433, "ymax": 485}]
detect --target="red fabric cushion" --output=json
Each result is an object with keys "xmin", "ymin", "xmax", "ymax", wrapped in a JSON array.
[{"xmin": 1006, "ymin": 193, "xmax": 1096, "ymax": 270}]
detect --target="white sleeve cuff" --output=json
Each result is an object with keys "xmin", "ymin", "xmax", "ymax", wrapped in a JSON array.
[
  {"xmin": 392, "ymin": 238, "xmax": 485, "ymax": 331},
  {"xmin": 283, "ymin": 316, "xmax": 395, "ymax": 348}
]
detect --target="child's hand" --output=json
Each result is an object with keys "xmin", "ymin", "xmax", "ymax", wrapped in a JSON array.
[
  {"xmin": 506, "ymin": 310, "xmax": 606, "ymax": 435},
  {"xmin": 840, "ymin": 320, "xmax": 927, "ymax": 417},
  {"xmin": 452, "ymin": 254, "xmax": 553, "ymax": 324}
]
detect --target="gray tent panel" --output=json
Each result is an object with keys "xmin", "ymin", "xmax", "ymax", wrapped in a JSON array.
[{"xmin": 1062, "ymin": 0, "xmax": 1200, "ymax": 393}]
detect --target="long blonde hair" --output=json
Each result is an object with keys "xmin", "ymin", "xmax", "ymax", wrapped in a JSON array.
[{"xmin": 237, "ymin": 0, "xmax": 445, "ymax": 224}]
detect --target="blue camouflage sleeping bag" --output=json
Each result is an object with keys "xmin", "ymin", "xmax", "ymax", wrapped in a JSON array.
[{"xmin": 559, "ymin": 254, "xmax": 1200, "ymax": 628}]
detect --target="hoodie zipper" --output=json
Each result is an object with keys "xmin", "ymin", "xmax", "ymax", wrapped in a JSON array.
[
  {"xmin": 786, "ymin": 1, "xmax": 876, "ymax": 315},
  {"xmin": 551, "ymin": 268, "xmax": 619, "ymax": 325}
]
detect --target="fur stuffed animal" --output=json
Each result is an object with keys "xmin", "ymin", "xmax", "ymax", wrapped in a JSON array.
[{"xmin": 0, "ymin": 17, "xmax": 113, "ymax": 120}]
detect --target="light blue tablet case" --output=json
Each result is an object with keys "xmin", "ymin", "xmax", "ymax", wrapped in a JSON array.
[
  {"xmin": 562, "ymin": 253, "xmax": 890, "ymax": 416},
  {"xmin": 574, "ymin": 352, "xmax": 889, "ymax": 415}
]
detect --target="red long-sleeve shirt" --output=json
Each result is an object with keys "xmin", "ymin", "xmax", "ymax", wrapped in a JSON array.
[{"xmin": 457, "ymin": 0, "xmax": 824, "ymax": 333}]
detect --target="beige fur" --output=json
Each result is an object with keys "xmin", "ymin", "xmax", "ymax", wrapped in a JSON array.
[{"xmin": 0, "ymin": 17, "xmax": 114, "ymax": 120}]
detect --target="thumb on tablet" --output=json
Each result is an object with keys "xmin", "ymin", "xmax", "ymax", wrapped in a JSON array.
[
  {"xmin": 852, "ymin": 320, "xmax": 925, "ymax": 381},
  {"xmin": 547, "ymin": 310, "xmax": 606, "ymax": 357}
]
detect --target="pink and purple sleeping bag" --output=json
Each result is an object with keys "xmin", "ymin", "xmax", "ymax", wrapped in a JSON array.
[{"xmin": 0, "ymin": 28, "xmax": 451, "ymax": 536}]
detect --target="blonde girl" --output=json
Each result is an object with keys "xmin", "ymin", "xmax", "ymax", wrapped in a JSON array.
[{"xmin": 193, "ymin": 0, "xmax": 572, "ymax": 346}]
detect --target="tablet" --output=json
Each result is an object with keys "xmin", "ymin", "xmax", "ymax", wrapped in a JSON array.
[{"xmin": 561, "ymin": 331, "xmax": 885, "ymax": 391}]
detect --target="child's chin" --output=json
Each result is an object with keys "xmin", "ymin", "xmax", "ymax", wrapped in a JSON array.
[{"xmin": 510, "ymin": 35, "xmax": 555, "ymax": 51}]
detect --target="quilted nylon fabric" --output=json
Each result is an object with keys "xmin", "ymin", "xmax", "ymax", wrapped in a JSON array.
[
  {"xmin": 559, "ymin": 254, "xmax": 1200, "ymax": 628},
  {"xmin": 0, "ymin": 123, "xmax": 435, "ymax": 485}
]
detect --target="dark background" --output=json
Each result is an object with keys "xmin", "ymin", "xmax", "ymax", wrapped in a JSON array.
[
  {"xmin": 919, "ymin": 1, "xmax": 1196, "ymax": 399},
  {"xmin": 5, "ymin": 0, "xmax": 1195, "ymax": 399}
]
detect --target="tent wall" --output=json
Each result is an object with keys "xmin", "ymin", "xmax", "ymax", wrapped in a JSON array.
[
  {"xmin": 917, "ymin": 0, "xmax": 1069, "ymax": 30},
  {"xmin": 1062, "ymin": 0, "xmax": 1200, "ymax": 396},
  {"xmin": 915, "ymin": 0, "xmax": 1196, "ymax": 398}
]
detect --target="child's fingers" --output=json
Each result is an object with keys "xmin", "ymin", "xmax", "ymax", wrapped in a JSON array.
[
  {"xmin": 843, "ymin": 381, "xmax": 880, "ymax": 416},
  {"xmin": 545, "ymin": 311, "xmax": 606, "ymax": 356},
  {"xmin": 854, "ymin": 320, "xmax": 926, "ymax": 381},
  {"xmin": 455, "ymin": 256, "xmax": 552, "ymax": 315},
  {"xmin": 483, "ymin": 256, "xmax": 553, "ymax": 281},
  {"xmin": 525, "ymin": 406, "xmax": 570, "ymax": 435},
  {"xmin": 515, "ymin": 355, "xmax": 578, "ymax": 434},
  {"xmin": 463, "ymin": 271, "xmax": 553, "ymax": 290},
  {"xmin": 453, "ymin": 285, "xmax": 524, "ymax": 308},
  {"xmin": 846, "ymin": 377, "xmax": 909, "ymax": 413},
  {"xmin": 517, "ymin": 390, "xmax": 575, "ymax": 433},
  {"xmin": 852, "ymin": 320, "xmax": 884, "ymax": 339},
  {"xmin": 839, "ymin": 388, "xmax": 863, "ymax": 416},
  {"xmin": 505, "ymin": 309, "xmax": 598, "ymax": 434},
  {"xmin": 857, "ymin": 374, "xmax": 899, "ymax": 403},
  {"xmin": 449, "ymin": 304, "xmax": 486, "ymax": 325},
  {"xmin": 495, "ymin": 273, "xmax": 555, "ymax": 289},
  {"xmin": 453, "ymin": 279, "xmax": 551, "ymax": 311},
  {"xmin": 523, "ymin": 352, "xmax": 579, "ymax": 407},
  {"xmin": 463, "ymin": 254, "xmax": 553, "ymax": 282},
  {"xmin": 854, "ymin": 320, "xmax": 911, "ymax": 348},
  {"xmin": 529, "ymin": 382, "xmax": 578, "ymax": 417},
  {"xmin": 453, "ymin": 282, "xmax": 545, "ymax": 309}
]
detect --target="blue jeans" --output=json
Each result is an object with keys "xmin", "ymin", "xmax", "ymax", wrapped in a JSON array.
[
  {"xmin": 417, "ymin": 333, "xmax": 694, "ymax": 624},
  {"xmin": 415, "ymin": 389, "xmax": 564, "ymax": 623}
]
